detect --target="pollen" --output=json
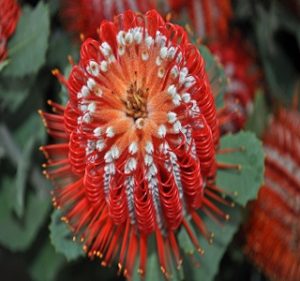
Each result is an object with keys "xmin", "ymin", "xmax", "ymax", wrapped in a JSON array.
[{"xmin": 124, "ymin": 81, "xmax": 149, "ymax": 122}]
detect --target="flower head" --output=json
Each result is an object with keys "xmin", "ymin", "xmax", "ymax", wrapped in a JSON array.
[
  {"xmin": 61, "ymin": 0, "xmax": 157, "ymax": 39},
  {"xmin": 41, "ymin": 10, "xmax": 223, "ymax": 278},
  {"xmin": 245, "ymin": 108, "xmax": 300, "ymax": 281},
  {"xmin": 209, "ymin": 34, "xmax": 261, "ymax": 133},
  {"xmin": 0, "ymin": 0, "xmax": 20, "ymax": 61}
]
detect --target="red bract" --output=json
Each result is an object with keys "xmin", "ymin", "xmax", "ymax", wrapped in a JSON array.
[
  {"xmin": 245, "ymin": 108, "xmax": 300, "ymax": 281},
  {"xmin": 167, "ymin": 0, "xmax": 232, "ymax": 39},
  {"xmin": 209, "ymin": 35, "xmax": 260, "ymax": 133},
  {"xmin": 0, "ymin": 0, "xmax": 20, "ymax": 61},
  {"xmin": 40, "ymin": 10, "xmax": 230, "ymax": 279},
  {"xmin": 61, "ymin": 0, "xmax": 157, "ymax": 39}
]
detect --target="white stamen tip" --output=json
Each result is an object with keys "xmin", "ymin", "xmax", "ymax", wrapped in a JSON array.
[
  {"xmin": 160, "ymin": 47, "xmax": 168, "ymax": 59},
  {"xmin": 145, "ymin": 36, "xmax": 154, "ymax": 48},
  {"xmin": 81, "ymin": 86, "xmax": 89, "ymax": 97},
  {"xmin": 100, "ymin": 42, "xmax": 111, "ymax": 57},
  {"xmin": 144, "ymin": 154, "xmax": 153, "ymax": 166},
  {"xmin": 93, "ymin": 127, "xmax": 102, "ymax": 137},
  {"xmin": 87, "ymin": 78, "xmax": 96, "ymax": 90},
  {"xmin": 176, "ymin": 52, "xmax": 183, "ymax": 63},
  {"xmin": 86, "ymin": 140, "xmax": 96, "ymax": 155},
  {"xmin": 142, "ymin": 51, "xmax": 149, "ymax": 61},
  {"xmin": 155, "ymin": 32, "xmax": 167, "ymax": 47},
  {"xmin": 179, "ymin": 67, "xmax": 189, "ymax": 84},
  {"xmin": 167, "ymin": 112, "xmax": 177, "ymax": 123},
  {"xmin": 184, "ymin": 76, "xmax": 196, "ymax": 88},
  {"xmin": 79, "ymin": 104, "xmax": 87, "ymax": 112},
  {"xmin": 125, "ymin": 158, "xmax": 137, "ymax": 173},
  {"xmin": 145, "ymin": 141, "xmax": 154, "ymax": 154},
  {"xmin": 167, "ymin": 47, "xmax": 176, "ymax": 59},
  {"xmin": 87, "ymin": 102, "xmax": 96, "ymax": 113},
  {"xmin": 182, "ymin": 93, "xmax": 191, "ymax": 103},
  {"xmin": 149, "ymin": 164, "xmax": 158, "ymax": 176},
  {"xmin": 104, "ymin": 163, "xmax": 115, "ymax": 174},
  {"xmin": 108, "ymin": 55, "xmax": 116, "ymax": 64},
  {"xmin": 171, "ymin": 65, "xmax": 179, "ymax": 79},
  {"xmin": 100, "ymin": 61, "xmax": 108, "ymax": 72},
  {"xmin": 83, "ymin": 113, "xmax": 91, "ymax": 123},
  {"xmin": 117, "ymin": 31, "xmax": 126, "ymax": 45},
  {"xmin": 125, "ymin": 32, "xmax": 133, "ymax": 45},
  {"xmin": 173, "ymin": 120, "xmax": 182, "ymax": 133},
  {"xmin": 128, "ymin": 142, "xmax": 138, "ymax": 154},
  {"xmin": 173, "ymin": 94, "xmax": 182, "ymax": 106},
  {"xmin": 106, "ymin": 127, "xmax": 115, "ymax": 138},
  {"xmin": 158, "ymin": 125, "xmax": 167, "ymax": 138},
  {"xmin": 167, "ymin": 84, "xmax": 177, "ymax": 97},
  {"xmin": 156, "ymin": 56, "xmax": 162, "ymax": 66},
  {"xmin": 134, "ymin": 31, "xmax": 142, "ymax": 44},
  {"xmin": 87, "ymin": 61, "xmax": 99, "ymax": 76},
  {"xmin": 96, "ymin": 139, "xmax": 105, "ymax": 151},
  {"xmin": 111, "ymin": 145, "xmax": 120, "ymax": 159}
]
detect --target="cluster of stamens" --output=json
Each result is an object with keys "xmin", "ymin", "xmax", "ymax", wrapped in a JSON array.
[{"xmin": 124, "ymin": 79, "xmax": 149, "ymax": 129}]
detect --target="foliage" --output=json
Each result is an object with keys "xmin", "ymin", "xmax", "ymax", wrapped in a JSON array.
[
  {"xmin": 49, "ymin": 210, "xmax": 85, "ymax": 262},
  {"xmin": 2, "ymin": 2, "xmax": 50, "ymax": 77}
]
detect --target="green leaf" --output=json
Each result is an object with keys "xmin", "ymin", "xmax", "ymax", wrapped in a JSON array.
[
  {"xmin": 48, "ymin": 30, "xmax": 79, "ymax": 69},
  {"xmin": 245, "ymin": 91, "xmax": 269, "ymax": 138},
  {"xmin": 0, "ymin": 60, "xmax": 9, "ymax": 72},
  {"xmin": 13, "ymin": 112, "xmax": 46, "ymax": 149},
  {"xmin": 3, "ymin": 2, "xmax": 50, "ymax": 77},
  {"xmin": 14, "ymin": 137, "xmax": 35, "ymax": 217},
  {"xmin": 199, "ymin": 45, "xmax": 227, "ymax": 109},
  {"xmin": 182, "ymin": 206, "xmax": 243, "ymax": 281},
  {"xmin": 0, "ymin": 177, "xmax": 15, "ymax": 210},
  {"xmin": 216, "ymin": 131, "xmax": 264, "ymax": 206},
  {"xmin": 0, "ymin": 76, "xmax": 34, "ymax": 112},
  {"xmin": 29, "ymin": 240, "xmax": 66, "ymax": 281},
  {"xmin": 49, "ymin": 209, "xmax": 85, "ymax": 261},
  {"xmin": 0, "ymin": 178, "xmax": 51, "ymax": 251},
  {"xmin": 144, "ymin": 254, "xmax": 161, "ymax": 281}
]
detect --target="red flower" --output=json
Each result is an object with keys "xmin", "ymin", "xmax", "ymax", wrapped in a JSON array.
[
  {"xmin": 209, "ymin": 34, "xmax": 261, "ymax": 133},
  {"xmin": 245, "ymin": 108, "xmax": 300, "ymax": 281},
  {"xmin": 167, "ymin": 0, "xmax": 232, "ymax": 39},
  {"xmin": 0, "ymin": 0, "xmax": 20, "ymax": 61},
  {"xmin": 40, "ymin": 10, "xmax": 228, "ymax": 278},
  {"xmin": 61, "ymin": 0, "xmax": 157, "ymax": 39}
]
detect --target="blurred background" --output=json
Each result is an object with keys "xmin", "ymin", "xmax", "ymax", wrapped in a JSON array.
[{"xmin": 0, "ymin": 0, "xmax": 299, "ymax": 281}]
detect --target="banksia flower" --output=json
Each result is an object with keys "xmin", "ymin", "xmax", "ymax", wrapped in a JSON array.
[
  {"xmin": 61, "ymin": 0, "xmax": 157, "ymax": 39},
  {"xmin": 167, "ymin": 0, "xmax": 232, "ymax": 39},
  {"xmin": 209, "ymin": 35, "xmax": 260, "ymax": 133},
  {"xmin": 0, "ymin": 0, "xmax": 20, "ymax": 61},
  {"xmin": 244, "ymin": 108, "xmax": 300, "ymax": 281},
  {"xmin": 40, "ymin": 10, "xmax": 235, "ymax": 279}
]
